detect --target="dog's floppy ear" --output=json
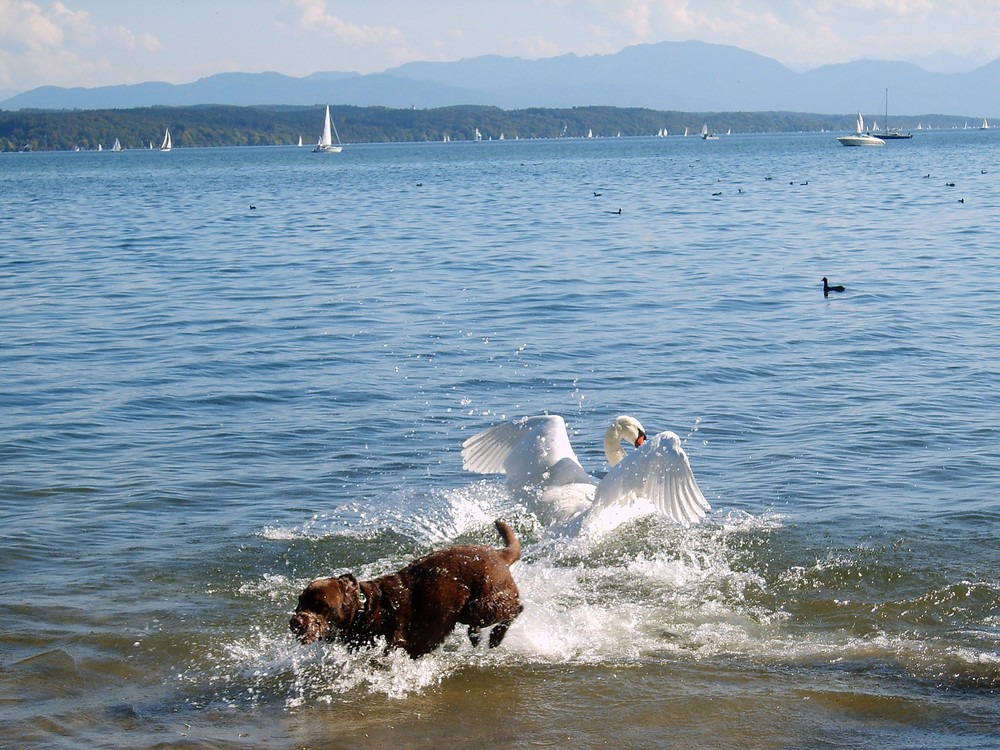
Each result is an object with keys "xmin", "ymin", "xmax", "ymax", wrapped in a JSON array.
[{"xmin": 338, "ymin": 573, "xmax": 366, "ymax": 606}]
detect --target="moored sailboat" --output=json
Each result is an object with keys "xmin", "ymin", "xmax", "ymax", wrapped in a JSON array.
[{"xmin": 881, "ymin": 89, "xmax": 913, "ymax": 140}]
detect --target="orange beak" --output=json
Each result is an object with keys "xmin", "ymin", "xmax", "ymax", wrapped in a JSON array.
[{"xmin": 634, "ymin": 431, "xmax": 647, "ymax": 447}]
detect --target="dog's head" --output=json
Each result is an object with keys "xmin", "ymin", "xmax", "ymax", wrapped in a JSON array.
[{"xmin": 289, "ymin": 573, "xmax": 364, "ymax": 644}]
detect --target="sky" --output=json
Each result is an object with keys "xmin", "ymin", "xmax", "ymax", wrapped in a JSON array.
[{"xmin": 1, "ymin": 0, "xmax": 999, "ymax": 97}]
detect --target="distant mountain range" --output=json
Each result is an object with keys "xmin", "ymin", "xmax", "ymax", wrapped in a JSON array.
[{"xmin": 4, "ymin": 41, "xmax": 999, "ymax": 117}]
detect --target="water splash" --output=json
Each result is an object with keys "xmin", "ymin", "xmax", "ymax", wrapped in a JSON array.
[{"xmin": 196, "ymin": 482, "xmax": 1000, "ymax": 707}]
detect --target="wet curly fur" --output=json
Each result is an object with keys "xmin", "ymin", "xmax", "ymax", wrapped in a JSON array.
[{"xmin": 290, "ymin": 520, "xmax": 523, "ymax": 658}]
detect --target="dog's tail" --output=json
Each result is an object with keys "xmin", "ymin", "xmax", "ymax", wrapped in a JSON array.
[{"xmin": 494, "ymin": 519, "xmax": 521, "ymax": 565}]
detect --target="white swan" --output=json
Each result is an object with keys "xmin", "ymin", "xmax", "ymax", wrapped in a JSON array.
[{"xmin": 461, "ymin": 415, "xmax": 710, "ymax": 535}]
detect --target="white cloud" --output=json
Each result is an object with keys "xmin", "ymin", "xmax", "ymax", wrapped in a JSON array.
[
  {"xmin": 51, "ymin": 0, "xmax": 93, "ymax": 37},
  {"xmin": 292, "ymin": 0, "xmax": 404, "ymax": 46},
  {"xmin": 104, "ymin": 25, "xmax": 161, "ymax": 53},
  {"xmin": 561, "ymin": 0, "xmax": 1000, "ymax": 69},
  {"xmin": 0, "ymin": 0, "xmax": 162, "ymax": 89},
  {"xmin": 0, "ymin": 0, "xmax": 65, "ymax": 51},
  {"xmin": 508, "ymin": 34, "xmax": 564, "ymax": 60},
  {"xmin": 4, "ymin": 0, "xmax": 1000, "ymax": 94}
]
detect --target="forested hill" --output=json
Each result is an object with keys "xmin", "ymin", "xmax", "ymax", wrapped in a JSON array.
[{"xmin": 0, "ymin": 104, "xmax": 965, "ymax": 152}]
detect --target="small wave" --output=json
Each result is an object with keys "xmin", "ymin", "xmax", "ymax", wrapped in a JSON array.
[
  {"xmin": 258, "ymin": 481, "xmax": 515, "ymax": 546},
  {"xmin": 198, "ymin": 487, "xmax": 788, "ymax": 704},
  {"xmin": 196, "ymin": 481, "xmax": 1000, "ymax": 706}
]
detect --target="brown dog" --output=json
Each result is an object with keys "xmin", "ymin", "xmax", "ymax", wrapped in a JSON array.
[{"xmin": 290, "ymin": 519, "xmax": 523, "ymax": 658}]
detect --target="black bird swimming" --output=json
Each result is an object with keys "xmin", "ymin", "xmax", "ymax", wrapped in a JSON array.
[{"xmin": 822, "ymin": 277, "xmax": 845, "ymax": 296}]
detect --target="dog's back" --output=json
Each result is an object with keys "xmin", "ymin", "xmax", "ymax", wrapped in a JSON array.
[
  {"xmin": 405, "ymin": 519, "xmax": 520, "ymax": 587},
  {"xmin": 396, "ymin": 519, "xmax": 522, "ymax": 655},
  {"xmin": 292, "ymin": 519, "xmax": 523, "ymax": 658}
]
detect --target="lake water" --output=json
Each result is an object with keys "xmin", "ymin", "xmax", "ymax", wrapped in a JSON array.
[{"xmin": 3, "ymin": 131, "xmax": 1000, "ymax": 749}]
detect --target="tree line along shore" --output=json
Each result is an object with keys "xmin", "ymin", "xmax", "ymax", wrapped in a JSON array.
[{"xmin": 0, "ymin": 103, "xmax": 973, "ymax": 152}]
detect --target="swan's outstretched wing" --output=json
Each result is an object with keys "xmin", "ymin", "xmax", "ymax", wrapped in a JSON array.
[
  {"xmin": 461, "ymin": 415, "xmax": 591, "ymax": 490},
  {"xmin": 591, "ymin": 431, "xmax": 710, "ymax": 525}
]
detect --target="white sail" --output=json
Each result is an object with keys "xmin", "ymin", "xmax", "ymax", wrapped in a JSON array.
[
  {"xmin": 297, "ymin": 135, "xmax": 303, "ymax": 147},
  {"xmin": 159, "ymin": 128, "xmax": 172, "ymax": 151},
  {"xmin": 313, "ymin": 105, "xmax": 343, "ymax": 153},
  {"xmin": 111, "ymin": 138, "xmax": 122, "ymax": 152},
  {"xmin": 837, "ymin": 112, "xmax": 884, "ymax": 146}
]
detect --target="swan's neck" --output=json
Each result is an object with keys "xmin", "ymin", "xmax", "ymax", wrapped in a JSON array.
[{"xmin": 603, "ymin": 424, "xmax": 628, "ymax": 466}]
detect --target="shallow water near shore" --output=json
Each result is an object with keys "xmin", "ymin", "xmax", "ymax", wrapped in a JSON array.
[{"xmin": 3, "ymin": 131, "xmax": 1000, "ymax": 748}]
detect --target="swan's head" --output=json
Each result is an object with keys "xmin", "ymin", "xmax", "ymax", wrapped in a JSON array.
[{"xmin": 604, "ymin": 415, "xmax": 647, "ymax": 466}]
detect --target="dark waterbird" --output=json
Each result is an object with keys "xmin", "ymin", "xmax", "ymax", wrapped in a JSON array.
[{"xmin": 822, "ymin": 277, "xmax": 845, "ymax": 296}]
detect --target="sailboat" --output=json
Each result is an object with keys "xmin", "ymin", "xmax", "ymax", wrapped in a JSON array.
[
  {"xmin": 297, "ymin": 135, "xmax": 303, "ymax": 147},
  {"xmin": 838, "ymin": 112, "xmax": 885, "ymax": 146},
  {"xmin": 701, "ymin": 123, "xmax": 719, "ymax": 140},
  {"xmin": 474, "ymin": 128, "xmax": 482, "ymax": 142},
  {"xmin": 981, "ymin": 118, "xmax": 990, "ymax": 130},
  {"xmin": 159, "ymin": 128, "xmax": 172, "ymax": 152},
  {"xmin": 881, "ymin": 89, "xmax": 913, "ymax": 140},
  {"xmin": 111, "ymin": 138, "xmax": 122, "ymax": 152},
  {"xmin": 313, "ymin": 105, "xmax": 343, "ymax": 153}
]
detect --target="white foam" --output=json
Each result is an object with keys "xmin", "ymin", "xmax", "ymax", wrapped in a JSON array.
[
  {"xmin": 258, "ymin": 481, "xmax": 515, "ymax": 545},
  {"xmin": 205, "ymin": 481, "xmax": 998, "ymax": 704},
  {"xmin": 220, "ymin": 489, "xmax": 785, "ymax": 702}
]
